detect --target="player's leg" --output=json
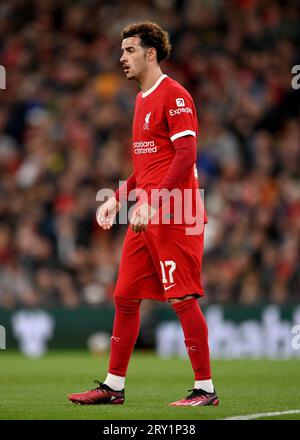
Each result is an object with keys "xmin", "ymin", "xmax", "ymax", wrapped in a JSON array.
[
  {"xmin": 144, "ymin": 225, "xmax": 218, "ymax": 406},
  {"xmin": 103, "ymin": 228, "xmax": 164, "ymax": 395},
  {"xmin": 68, "ymin": 228, "xmax": 163, "ymax": 405},
  {"xmin": 168, "ymin": 295, "xmax": 218, "ymax": 406},
  {"xmin": 68, "ymin": 296, "xmax": 141, "ymax": 405},
  {"xmin": 104, "ymin": 296, "xmax": 141, "ymax": 391},
  {"xmin": 170, "ymin": 294, "xmax": 211, "ymax": 384}
]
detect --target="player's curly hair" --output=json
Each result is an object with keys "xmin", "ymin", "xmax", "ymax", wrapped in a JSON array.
[{"xmin": 121, "ymin": 21, "xmax": 172, "ymax": 63}]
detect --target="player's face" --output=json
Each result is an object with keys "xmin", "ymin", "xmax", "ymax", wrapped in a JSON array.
[{"xmin": 120, "ymin": 37, "xmax": 148, "ymax": 81}]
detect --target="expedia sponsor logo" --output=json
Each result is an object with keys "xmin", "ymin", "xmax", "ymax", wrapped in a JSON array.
[
  {"xmin": 133, "ymin": 140, "xmax": 157, "ymax": 154},
  {"xmin": 169, "ymin": 107, "xmax": 192, "ymax": 116}
]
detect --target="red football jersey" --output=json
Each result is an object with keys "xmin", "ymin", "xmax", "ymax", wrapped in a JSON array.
[{"xmin": 131, "ymin": 74, "xmax": 206, "ymax": 227}]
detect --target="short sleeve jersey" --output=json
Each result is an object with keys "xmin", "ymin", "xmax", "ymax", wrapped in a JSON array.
[{"xmin": 132, "ymin": 74, "xmax": 206, "ymax": 225}]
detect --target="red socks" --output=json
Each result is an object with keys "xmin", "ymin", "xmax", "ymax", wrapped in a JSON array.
[
  {"xmin": 108, "ymin": 296, "xmax": 211, "ymax": 381},
  {"xmin": 108, "ymin": 297, "xmax": 140, "ymax": 377},
  {"xmin": 172, "ymin": 298, "xmax": 211, "ymax": 380}
]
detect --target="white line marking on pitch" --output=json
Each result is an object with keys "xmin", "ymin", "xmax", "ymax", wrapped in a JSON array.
[{"xmin": 222, "ymin": 409, "xmax": 300, "ymax": 420}]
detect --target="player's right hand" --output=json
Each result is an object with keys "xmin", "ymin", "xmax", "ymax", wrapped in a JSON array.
[{"xmin": 97, "ymin": 197, "xmax": 121, "ymax": 230}]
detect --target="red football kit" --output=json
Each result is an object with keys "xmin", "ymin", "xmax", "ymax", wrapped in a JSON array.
[
  {"xmin": 114, "ymin": 75, "xmax": 206, "ymax": 301},
  {"xmin": 69, "ymin": 75, "xmax": 214, "ymax": 400}
]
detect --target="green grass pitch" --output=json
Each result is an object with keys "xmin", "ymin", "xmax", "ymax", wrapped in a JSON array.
[{"xmin": 0, "ymin": 351, "xmax": 299, "ymax": 420}]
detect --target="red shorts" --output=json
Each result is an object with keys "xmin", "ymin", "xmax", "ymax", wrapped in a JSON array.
[{"xmin": 114, "ymin": 225, "xmax": 205, "ymax": 302}]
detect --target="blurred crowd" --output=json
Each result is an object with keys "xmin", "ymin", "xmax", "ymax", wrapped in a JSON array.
[{"xmin": 0, "ymin": 0, "xmax": 299, "ymax": 308}]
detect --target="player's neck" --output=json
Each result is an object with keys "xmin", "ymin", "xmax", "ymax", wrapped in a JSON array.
[{"xmin": 139, "ymin": 66, "xmax": 164, "ymax": 93}]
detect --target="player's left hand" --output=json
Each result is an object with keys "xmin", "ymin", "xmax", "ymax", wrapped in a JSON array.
[{"xmin": 130, "ymin": 202, "xmax": 156, "ymax": 233}]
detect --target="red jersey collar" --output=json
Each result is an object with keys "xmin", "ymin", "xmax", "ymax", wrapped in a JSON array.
[{"xmin": 141, "ymin": 74, "xmax": 168, "ymax": 98}]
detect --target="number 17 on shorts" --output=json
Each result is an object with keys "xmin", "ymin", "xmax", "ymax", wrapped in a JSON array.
[{"xmin": 160, "ymin": 260, "xmax": 177, "ymax": 292}]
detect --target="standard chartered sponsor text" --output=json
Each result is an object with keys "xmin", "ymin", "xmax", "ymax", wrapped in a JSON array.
[{"xmin": 133, "ymin": 140, "xmax": 157, "ymax": 154}]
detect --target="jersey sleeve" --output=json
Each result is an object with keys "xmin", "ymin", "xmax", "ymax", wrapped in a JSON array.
[
  {"xmin": 115, "ymin": 173, "xmax": 136, "ymax": 202},
  {"xmin": 158, "ymin": 135, "xmax": 196, "ymax": 190},
  {"xmin": 164, "ymin": 88, "xmax": 197, "ymax": 142}
]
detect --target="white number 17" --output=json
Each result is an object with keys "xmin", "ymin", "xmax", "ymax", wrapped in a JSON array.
[{"xmin": 160, "ymin": 260, "xmax": 176, "ymax": 284}]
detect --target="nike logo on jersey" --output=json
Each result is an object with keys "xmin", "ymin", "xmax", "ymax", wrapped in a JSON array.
[{"xmin": 164, "ymin": 284, "xmax": 176, "ymax": 291}]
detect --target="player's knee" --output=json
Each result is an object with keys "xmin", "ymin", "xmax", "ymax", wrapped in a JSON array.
[
  {"xmin": 114, "ymin": 296, "xmax": 141, "ymax": 313},
  {"xmin": 168, "ymin": 294, "xmax": 197, "ymax": 305}
]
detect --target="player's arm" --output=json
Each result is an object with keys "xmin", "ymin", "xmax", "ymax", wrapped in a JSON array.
[
  {"xmin": 158, "ymin": 135, "xmax": 196, "ymax": 191},
  {"xmin": 97, "ymin": 173, "xmax": 136, "ymax": 230},
  {"xmin": 163, "ymin": 88, "xmax": 197, "ymax": 187},
  {"xmin": 115, "ymin": 172, "xmax": 137, "ymax": 203}
]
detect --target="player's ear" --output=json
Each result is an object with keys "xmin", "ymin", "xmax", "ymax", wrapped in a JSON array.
[{"xmin": 147, "ymin": 47, "xmax": 156, "ymax": 62}]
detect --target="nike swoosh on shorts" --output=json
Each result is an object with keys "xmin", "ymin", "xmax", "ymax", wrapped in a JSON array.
[{"xmin": 163, "ymin": 284, "xmax": 176, "ymax": 291}]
